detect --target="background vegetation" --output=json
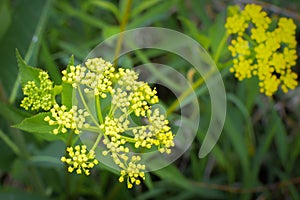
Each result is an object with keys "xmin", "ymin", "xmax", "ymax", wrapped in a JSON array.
[{"xmin": 1, "ymin": 0, "xmax": 300, "ymax": 199}]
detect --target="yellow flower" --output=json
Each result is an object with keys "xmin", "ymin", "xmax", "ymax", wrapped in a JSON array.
[
  {"xmin": 118, "ymin": 155, "xmax": 146, "ymax": 188},
  {"xmin": 225, "ymin": 14, "xmax": 248, "ymax": 35},
  {"xmin": 61, "ymin": 145, "xmax": 99, "ymax": 175},
  {"xmin": 225, "ymin": 4, "xmax": 298, "ymax": 96},
  {"xmin": 228, "ymin": 37, "xmax": 251, "ymax": 57},
  {"xmin": 61, "ymin": 57, "xmax": 174, "ymax": 188},
  {"xmin": 20, "ymin": 71, "xmax": 54, "ymax": 111},
  {"xmin": 44, "ymin": 104, "xmax": 89, "ymax": 134},
  {"xmin": 62, "ymin": 58, "xmax": 115, "ymax": 97}
]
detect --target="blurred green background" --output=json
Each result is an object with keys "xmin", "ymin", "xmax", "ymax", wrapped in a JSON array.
[{"xmin": 1, "ymin": 0, "xmax": 300, "ymax": 199}]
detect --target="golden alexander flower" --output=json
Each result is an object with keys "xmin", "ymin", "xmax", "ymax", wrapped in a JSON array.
[
  {"xmin": 61, "ymin": 145, "xmax": 99, "ymax": 176},
  {"xmin": 21, "ymin": 71, "xmax": 54, "ymax": 111},
  {"xmin": 225, "ymin": 4, "xmax": 298, "ymax": 96}
]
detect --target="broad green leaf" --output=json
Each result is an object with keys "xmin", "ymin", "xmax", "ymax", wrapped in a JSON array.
[
  {"xmin": 16, "ymin": 49, "xmax": 42, "ymax": 86},
  {"xmin": 12, "ymin": 112, "xmax": 66, "ymax": 141}
]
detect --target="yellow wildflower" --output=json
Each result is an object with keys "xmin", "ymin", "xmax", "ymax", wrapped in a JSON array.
[
  {"xmin": 21, "ymin": 71, "xmax": 54, "ymax": 111},
  {"xmin": 226, "ymin": 4, "xmax": 298, "ymax": 96},
  {"xmin": 61, "ymin": 145, "xmax": 99, "ymax": 175},
  {"xmin": 44, "ymin": 104, "xmax": 90, "ymax": 134}
]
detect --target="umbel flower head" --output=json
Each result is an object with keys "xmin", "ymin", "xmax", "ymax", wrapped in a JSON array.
[
  {"xmin": 61, "ymin": 145, "xmax": 99, "ymax": 175},
  {"xmin": 20, "ymin": 71, "xmax": 54, "ymax": 110},
  {"xmin": 19, "ymin": 56, "xmax": 174, "ymax": 188},
  {"xmin": 60, "ymin": 57, "xmax": 174, "ymax": 188},
  {"xmin": 225, "ymin": 4, "xmax": 298, "ymax": 96}
]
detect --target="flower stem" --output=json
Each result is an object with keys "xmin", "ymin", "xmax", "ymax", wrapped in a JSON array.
[
  {"xmin": 120, "ymin": 135, "xmax": 136, "ymax": 143},
  {"xmin": 77, "ymin": 87, "xmax": 100, "ymax": 127},
  {"xmin": 0, "ymin": 129, "xmax": 21, "ymax": 156},
  {"xmin": 213, "ymin": 32, "xmax": 229, "ymax": 64},
  {"xmin": 95, "ymin": 95, "xmax": 103, "ymax": 123},
  {"xmin": 113, "ymin": 0, "xmax": 132, "ymax": 66},
  {"xmin": 166, "ymin": 68, "xmax": 217, "ymax": 115},
  {"xmin": 91, "ymin": 132, "xmax": 103, "ymax": 151}
]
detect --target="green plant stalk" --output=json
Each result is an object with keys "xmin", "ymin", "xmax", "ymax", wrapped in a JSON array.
[
  {"xmin": 90, "ymin": 94, "xmax": 106, "ymax": 151},
  {"xmin": 213, "ymin": 32, "xmax": 228, "ymax": 65},
  {"xmin": 96, "ymin": 95, "xmax": 103, "ymax": 123},
  {"xmin": 0, "ymin": 129, "xmax": 21, "ymax": 156},
  {"xmin": 64, "ymin": 130, "xmax": 75, "ymax": 199},
  {"xmin": 167, "ymin": 32, "xmax": 230, "ymax": 115},
  {"xmin": 91, "ymin": 133, "xmax": 103, "ymax": 151},
  {"xmin": 113, "ymin": 0, "xmax": 132, "ymax": 66},
  {"xmin": 166, "ymin": 68, "xmax": 216, "ymax": 115},
  {"xmin": 77, "ymin": 87, "xmax": 100, "ymax": 127}
]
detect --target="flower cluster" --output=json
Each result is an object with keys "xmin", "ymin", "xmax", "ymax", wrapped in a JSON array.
[
  {"xmin": 225, "ymin": 4, "xmax": 298, "ymax": 96},
  {"xmin": 62, "ymin": 57, "xmax": 115, "ymax": 98},
  {"xmin": 20, "ymin": 57, "xmax": 174, "ymax": 188},
  {"xmin": 21, "ymin": 71, "xmax": 54, "ymax": 110},
  {"xmin": 61, "ymin": 145, "xmax": 99, "ymax": 175},
  {"xmin": 60, "ymin": 57, "xmax": 174, "ymax": 188},
  {"xmin": 44, "ymin": 104, "xmax": 90, "ymax": 134},
  {"xmin": 118, "ymin": 156, "xmax": 145, "ymax": 188}
]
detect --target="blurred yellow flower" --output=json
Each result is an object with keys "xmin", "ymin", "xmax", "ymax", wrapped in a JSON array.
[{"xmin": 225, "ymin": 4, "xmax": 298, "ymax": 96}]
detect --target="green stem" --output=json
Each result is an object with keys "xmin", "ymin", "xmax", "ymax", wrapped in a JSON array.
[
  {"xmin": 0, "ymin": 129, "xmax": 21, "ymax": 156},
  {"xmin": 91, "ymin": 133, "xmax": 103, "ymax": 151},
  {"xmin": 166, "ymin": 68, "xmax": 216, "ymax": 115},
  {"xmin": 213, "ymin": 32, "xmax": 229, "ymax": 64},
  {"xmin": 80, "ymin": 126, "xmax": 102, "ymax": 133},
  {"xmin": 64, "ymin": 130, "xmax": 75, "ymax": 199},
  {"xmin": 120, "ymin": 135, "xmax": 136, "ymax": 143},
  {"xmin": 113, "ymin": 0, "xmax": 132, "ymax": 66},
  {"xmin": 77, "ymin": 87, "xmax": 100, "ymax": 127},
  {"xmin": 95, "ymin": 95, "xmax": 103, "ymax": 123}
]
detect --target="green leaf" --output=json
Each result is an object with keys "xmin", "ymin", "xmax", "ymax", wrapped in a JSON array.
[
  {"xmin": 131, "ymin": 0, "xmax": 162, "ymax": 17},
  {"xmin": 0, "ymin": 100, "xmax": 31, "ymax": 124},
  {"xmin": 102, "ymin": 25, "xmax": 120, "ymax": 39},
  {"xmin": 153, "ymin": 164, "xmax": 190, "ymax": 189},
  {"xmin": 128, "ymin": 0, "xmax": 178, "ymax": 28},
  {"xmin": 61, "ymin": 83, "xmax": 73, "ymax": 108},
  {"xmin": 88, "ymin": 0, "xmax": 120, "ymax": 21},
  {"xmin": 40, "ymin": 41, "xmax": 61, "ymax": 84},
  {"xmin": 16, "ymin": 49, "xmax": 42, "ymax": 86},
  {"xmin": 178, "ymin": 17, "xmax": 211, "ymax": 49},
  {"xmin": 61, "ymin": 55, "xmax": 74, "ymax": 108},
  {"xmin": 12, "ymin": 112, "xmax": 66, "ymax": 142},
  {"xmin": 67, "ymin": 54, "xmax": 75, "ymax": 67}
]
